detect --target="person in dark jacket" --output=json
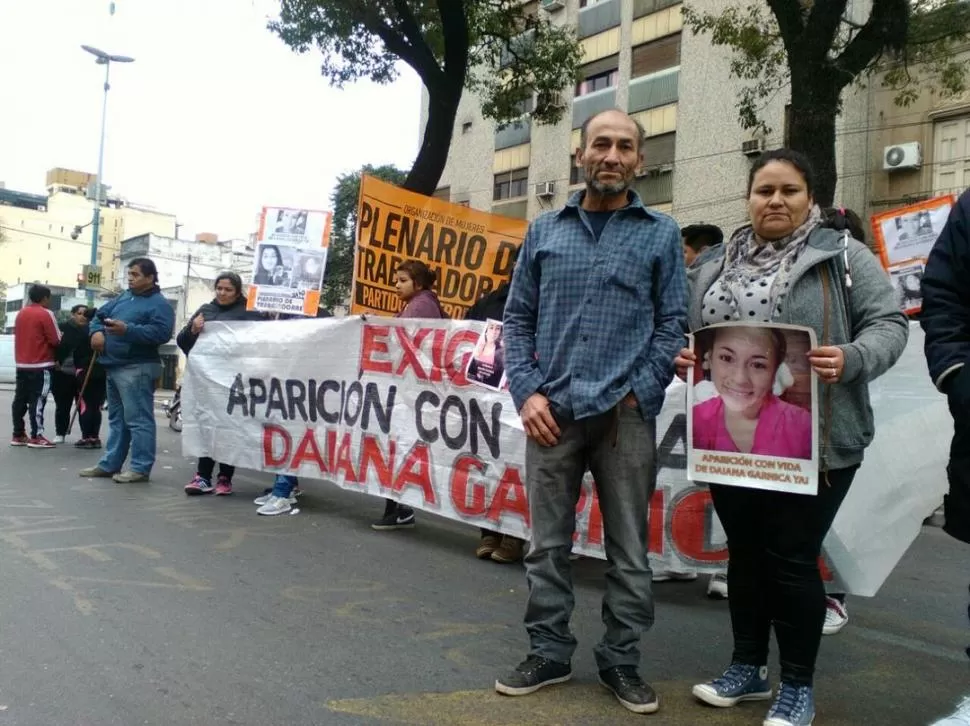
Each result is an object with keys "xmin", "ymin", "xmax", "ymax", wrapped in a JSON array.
[
  {"xmin": 51, "ymin": 305, "xmax": 90, "ymax": 442},
  {"xmin": 57, "ymin": 305, "xmax": 107, "ymax": 449},
  {"xmin": 921, "ymin": 188, "xmax": 970, "ymax": 724},
  {"xmin": 465, "ymin": 250, "xmax": 525, "ymax": 564},
  {"xmin": 179, "ymin": 272, "xmax": 264, "ymax": 496}
]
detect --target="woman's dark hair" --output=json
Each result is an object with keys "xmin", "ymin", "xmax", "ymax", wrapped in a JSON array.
[
  {"xmin": 396, "ymin": 260, "xmax": 437, "ymax": 291},
  {"xmin": 711, "ymin": 325, "xmax": 788, "ymax": 373},
  {"xmin": 214, "ymin": 271, "xmax": 243, "ymax": 295},
  {"xmin": 128, "ymin": 257, "xmax": 159, "ymax": 284},
  {"xmin": 259, "ymin": 244, "xmax": 284, "ymax": 270},
  {"xmin": 821, "ymin": 207, "xmax": 867, "ymax": 244},
  {"xmin": 747, "ymin": 148, "xmax": 816, "ymax": 198}
]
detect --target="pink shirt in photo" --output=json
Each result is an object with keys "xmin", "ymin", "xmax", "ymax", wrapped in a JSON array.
[{"xmin": 692, "ymin": 394, "xmax": 813, "ymax": 460}]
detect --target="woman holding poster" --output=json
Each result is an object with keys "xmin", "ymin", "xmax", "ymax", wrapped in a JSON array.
[
  {"xmin": 675, "ymin": 149, "xmax": 907, "ymax": 726},
  {"xmin": 370, "ymin": 260, "xmax": 447, "ymax": 532}
]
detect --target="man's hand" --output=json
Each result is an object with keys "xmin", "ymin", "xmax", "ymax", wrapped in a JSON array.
[
  {"xmin": 91, "ymin": 331, "xmax": 106, "ymax": 353},
  {"xmin": 191, "ymin": 314, "xmax": 205, "ymax": 335},
  {"xmin": 520, "ymin": 393, "xmax": 560, "ymax": 447},
  {"xmin": 621, "ymin": 392, "xmax": 638, "ymax": 409},
  {"xmin": 104, "ymin": 318, "xmax": 128, "ymax": 336}
]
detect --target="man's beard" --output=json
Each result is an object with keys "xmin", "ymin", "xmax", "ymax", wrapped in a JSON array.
[{"xmin": 586, "ymin": 167, "xmax": 630, "ymax": 195}]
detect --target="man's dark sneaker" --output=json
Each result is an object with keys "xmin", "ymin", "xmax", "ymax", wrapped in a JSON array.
[
  {"xmin": 599, "ymin": 665, "xmax": 660, "ymax": 714},
  {"xmin": 371, "ymin": 505, "xmax": 416, "ymax": 531},
  {"xmin": 10, "ymin": 435, "xmax": 28, "ymax": 447},
  {"xmin": 495, "ymin": 655, "xmax": 572, "ymax": 696}
]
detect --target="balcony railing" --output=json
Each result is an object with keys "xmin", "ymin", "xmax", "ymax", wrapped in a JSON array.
[
  {"xmin": 628, "ymin": 67, "xmax": 679, "ymax": 114},
  {"xmin": 578, "ymin": 0, "xmax": 621, "ymax": 40},
  {"xmin": 572, "ymin": 86, "xmax": 617, "ymax": 129},
  {"xmin": 495, "ymin": 119, "xmax": 532, "ymax": 150}
]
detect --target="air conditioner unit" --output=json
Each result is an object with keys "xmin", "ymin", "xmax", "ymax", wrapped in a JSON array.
[
  {"xmin": 541, "ymin": 0, "xmax": 565, "ymax": 10},
  {"xmin": 883, "ymin": 142, "xmax": 922, "ymax": 171},
  {"xmin": 741, "ymin": 139, "xmax": 764, "ymax": 157},
  {"xmin": 535, "ymin": 181, "xmax": 555, "ymax": 198},
  {"xmin": 635, "ymin": 164, "xmax": 673, "ymax": 178}
]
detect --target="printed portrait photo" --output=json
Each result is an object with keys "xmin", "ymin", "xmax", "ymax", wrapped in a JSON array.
[
  {"xmin": 889, "ymin": 262, "xmax": 924, "ymax": 314},
  {"xmin": 292, "ymin": 250, "xmax": 327, "ymax": 292},
  {"xmin": 689, "ymin": 323, "xmax": 815, "ymax": 461},
  {"xmin": 252, "ymin": 243, "xmax": 296, "ymax": 288},
  {"xmin": 465, "ymin": 319, "xmax": 507, "ymax": 391}
]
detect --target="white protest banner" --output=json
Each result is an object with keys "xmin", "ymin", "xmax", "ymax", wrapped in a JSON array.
[
  {"xmin": 181, "ymin": 319, "xmax": 947, "ymax": 596},
  {"xmin": 247, "ymin": 206, "xmax": 332, "ymax": 316},
  {"xmin": 687, "ymin": 323, "xmax": 819, "ymax": 495}
]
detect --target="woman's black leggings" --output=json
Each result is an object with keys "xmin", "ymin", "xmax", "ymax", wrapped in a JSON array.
[
  {"xmin": 709, "ymin": 465, "xmax": 857, "ymax": 686},
  {"xmin": 197, "ymin": 457, "xmax": 235, "ymax": 481}
]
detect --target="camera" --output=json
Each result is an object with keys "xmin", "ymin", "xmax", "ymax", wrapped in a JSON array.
[{"xmin": 84, "ymin": 306, "xmax": 98, "ymax": 321}]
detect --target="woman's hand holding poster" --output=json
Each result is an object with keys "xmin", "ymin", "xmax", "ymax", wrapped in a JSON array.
[{"xmin": 687, "ymin": 322, "xmax": 820, "ymax": 495}]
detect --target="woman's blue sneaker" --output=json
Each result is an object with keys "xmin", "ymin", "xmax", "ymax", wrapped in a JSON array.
[
  {"xmin": 692, "ymin": 663, "xmax": 772, "ymax": 708},
  {"xmin": 764, "ymin": 682, "xmax": 815, "ymax": 726}
]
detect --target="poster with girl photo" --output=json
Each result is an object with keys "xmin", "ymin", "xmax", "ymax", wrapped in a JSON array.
[
  {"xmin": 465, "ymin": 318, "xmax": 507, "ymax": 391},
  {"xmin": 687, "ymin": 321, "xmax": 819, "ymax": 495},
  {"xmin": 888, "ymin": 261, "xmax": 924, "ymax": 315},
  {"xmin": 291, "ymin": 250, "xmax": 328, "ymax": 293},
  {"xmin": 252, "ymin": 243, "xmax": 296, "ymax": 288}
]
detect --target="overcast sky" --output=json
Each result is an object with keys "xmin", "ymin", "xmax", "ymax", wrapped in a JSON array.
[{"xmin": 0, "ymin": 0, "xmax": 422, "ymax": 240}]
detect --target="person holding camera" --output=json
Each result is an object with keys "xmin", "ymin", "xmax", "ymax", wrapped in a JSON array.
[{"xmin": 79, "ymin": 258, "xmax": 175, "ymax": 484}]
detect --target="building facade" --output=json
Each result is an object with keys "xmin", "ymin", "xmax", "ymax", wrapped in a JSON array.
[
  {"xmin": 421, "ymin": 0, "xmax": 871, "ymax": 235},
  {"xmin": 116, "ymin": 233, "xmax": 254, "ymax": 293},
  {"xmin": 0, "ymin": 168, "xmax": 177, "ymax": 292}
]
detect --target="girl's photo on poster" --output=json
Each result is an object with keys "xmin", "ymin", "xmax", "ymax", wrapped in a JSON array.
[
  {"xmin": 689, "ymin": 322, "xmax": 815, "ymax": 461},
  {"xmin": 465, "ymin": 319, "xmax": 506, "ymax": 391}
]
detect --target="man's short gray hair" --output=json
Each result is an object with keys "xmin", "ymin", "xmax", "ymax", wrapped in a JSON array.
[{"xmin": 578, "ymin": 108, "xmax": 646, "ymax": 152}]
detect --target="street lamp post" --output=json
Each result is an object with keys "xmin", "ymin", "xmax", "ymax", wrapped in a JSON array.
[{"xmin": 81, "ymin": 44, "xmax": 134, "ymax": 302}]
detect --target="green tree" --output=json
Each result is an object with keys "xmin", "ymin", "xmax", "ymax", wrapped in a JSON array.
[
  {"xmin": 323, "ymin": 164, "xmax": 409, "ymax": 312},
  {"xmin": 683, "ymin": 0, "xmax": 970, "ymax": 206},
  {"xmin": 271, "ymin": 1, "xmax": 583, "ymax": 194}
]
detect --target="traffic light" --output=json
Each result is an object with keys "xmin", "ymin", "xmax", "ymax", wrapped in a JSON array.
[{"xmin": 77, "ymin": 272, "xmax": 86, "ymax": 290}]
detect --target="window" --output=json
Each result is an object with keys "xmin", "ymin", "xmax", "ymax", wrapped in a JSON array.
[
  {"xmin": 493, "ymin": 168, "xmax": 529, "ymax": 201},
  {"xmin": 432, "ymin": 186, "xmax": 451, "ymax": 201},
  {"xmin": 462, "ymin": 121, "xmax": 472, "ymax": 134},
  {"xmin": 631, "ymin": 34, "xmax": 680, "ymax": 78},
  {"xmin": 576, "ymin": 69, "xmax": 618, "ymax": 97},
  {"xmin": 933, "ymin": 115, "xmax": 970, "ymax": 196}
]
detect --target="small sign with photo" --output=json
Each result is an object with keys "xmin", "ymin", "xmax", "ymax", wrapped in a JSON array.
[{"xmin": 464, "ymin": 318, "xmax": 507, "ymax": 391}]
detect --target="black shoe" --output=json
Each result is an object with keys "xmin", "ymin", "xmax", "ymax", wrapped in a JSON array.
[
  {"xmin": 599, "ymin": 666, "xmax": 659, "ymax": 714},
  {"xmin": 494, "ymin": 655, "xmax": 572, "ymax": 696},
  {"xmin": 371, "ymin": 505, "xmax": 416, "ymax": 531}
]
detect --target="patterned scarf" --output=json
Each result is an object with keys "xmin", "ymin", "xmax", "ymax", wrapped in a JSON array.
[{"xmin": 710, "ymin": 205, "xmax": 822, "ymax": 320}]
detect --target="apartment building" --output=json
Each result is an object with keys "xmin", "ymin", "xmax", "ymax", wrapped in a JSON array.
[
  {"xmin": 0, "ymin": 167, "xmax": 177, "ymax": 291},
  {"xmin": 422, "ymin": 0, "xmax": 871, "ymax": 235},
  {"xmin": 867, "ymin": 58, "xmax": 970, "ymax": 214}
]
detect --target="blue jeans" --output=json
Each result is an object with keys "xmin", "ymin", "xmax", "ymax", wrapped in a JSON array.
[
  {"xmin": 98, "ymin": 362, "xmax": 160, "ymax": 475},
  {"xmin": 273, "ymin": 475, "xmax": 297, "ymax": 498},
  {"xmin": 523, "ymin": 405, "xmax": 657, "ymax": 671}
]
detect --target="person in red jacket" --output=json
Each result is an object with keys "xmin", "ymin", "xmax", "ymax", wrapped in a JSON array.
[{"xmin": 10, "ymin": 284, "xmax": 61, "ymax": 448}]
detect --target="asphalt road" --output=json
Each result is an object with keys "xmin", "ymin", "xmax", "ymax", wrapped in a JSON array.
[{"xmin": 1, "ymin": 389, "xmax": 968, "ymax": 726}]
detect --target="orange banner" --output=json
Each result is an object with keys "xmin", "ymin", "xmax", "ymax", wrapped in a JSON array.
[{"xmin": 351, "ymin": 176, "xmax": 528, "ymax": 318}]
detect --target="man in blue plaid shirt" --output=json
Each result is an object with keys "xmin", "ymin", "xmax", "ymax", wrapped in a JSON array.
[{"xmin": 494, "ymin": 108, "xmax": 687, "ymax": 715}]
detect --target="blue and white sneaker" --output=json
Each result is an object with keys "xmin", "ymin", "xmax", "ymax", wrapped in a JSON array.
[
  {"xmin": 693, "ymin": 664, "xmax": 772, "ymax": 708},
  {"xmin": 764, "ymin": 682, "xmax": 815, "ymax": 726},
  {"xmin": 931, "ymin": 695, "xmax": 970, "ymax": 725}
]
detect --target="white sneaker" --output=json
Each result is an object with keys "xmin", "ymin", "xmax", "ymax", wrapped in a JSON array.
[
  {"xmin": 652, "ymin": 569, "xmax": 698, "ymax": 583},
  {"xmin": 253, "ymin": 493, "xmax": 298, "ymax": 506},
  {"xmin": 55, "ymin": 435, "xmax": 66, "ymax": 443},
  {"xmin": 931, "ymin": 696, "xmax": 970, "ymax": 725},
  {"xmin": 707, "ymin": 572, "xmax": 729, "ymax": 599},
  {"xmin": 822, "ymin": 596, "xmax": 849, "ymax": 635},
  {"xmin": 256, "ymin": 495, "xmax": 293, "ymax": 516}
]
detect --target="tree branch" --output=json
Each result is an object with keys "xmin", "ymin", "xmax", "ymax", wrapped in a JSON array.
[
  {"xmin": 437, "ymin": 0, "xmax": 470, "ymax": 92},
  {"xmin": 836, "ymin": 0, "xmax": 908, "ymax": 82},
  {"xmin": 805, "ymin": 0, "xmax": 848, "ymax": 57},
  {"xmin": 384, "ymin": 0, "xmax": 446, "ymax": 84}
]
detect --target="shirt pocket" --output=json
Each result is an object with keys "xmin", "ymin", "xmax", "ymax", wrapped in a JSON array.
[{"xmin": 605, "ymin": 243, "xmax": 650, "ymax": 301}]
